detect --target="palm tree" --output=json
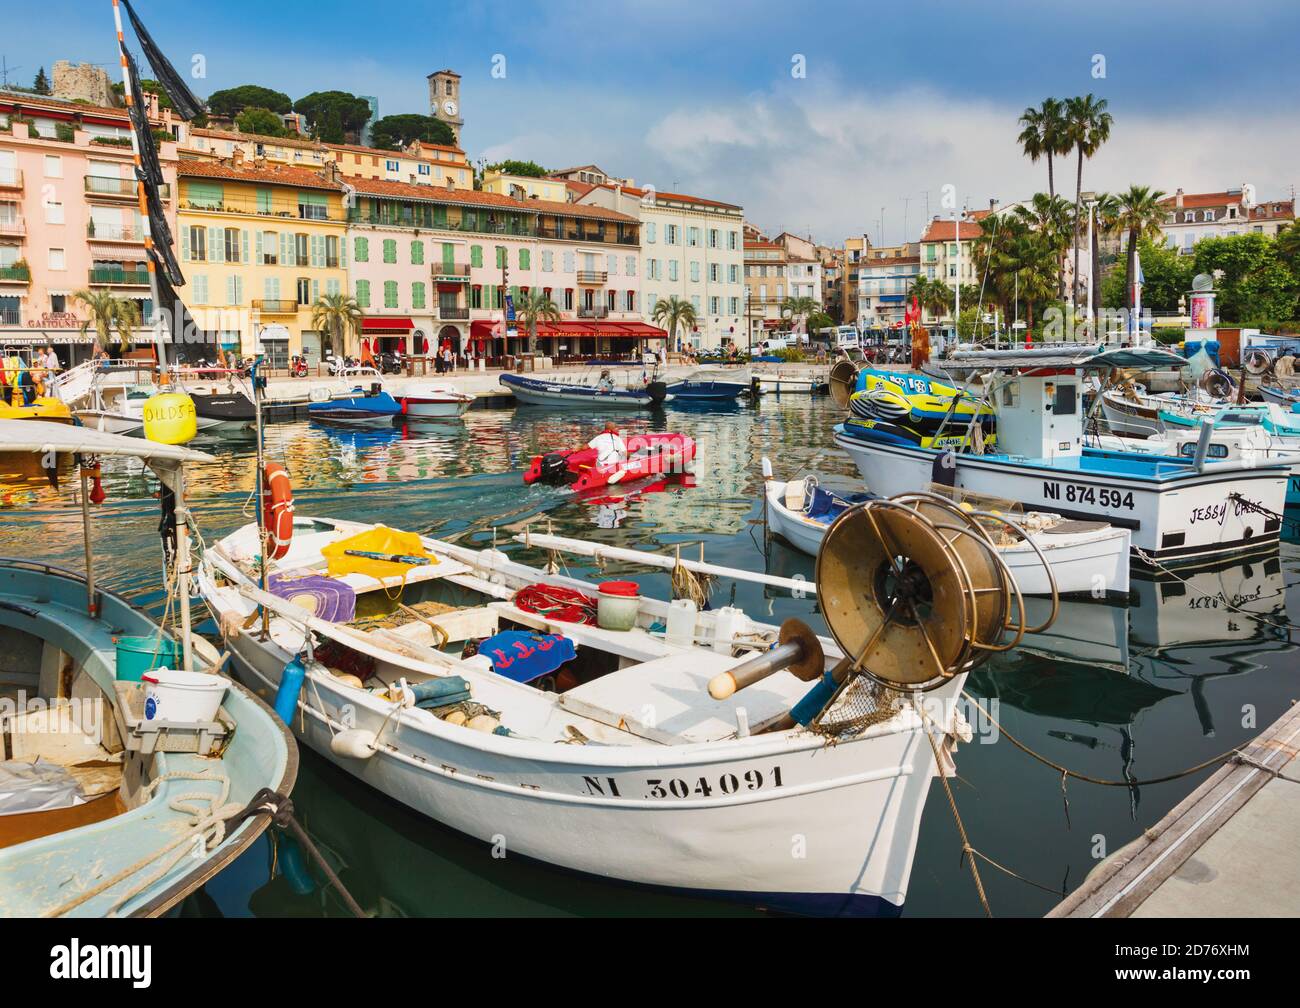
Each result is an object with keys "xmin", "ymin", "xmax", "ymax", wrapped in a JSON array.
[
  {"xmin": 513, "ymin": 288, "xmax": 560, "ymax": 355},
  {"xmin": 909, "ymin": 276, "xmax": 952, "ymax": 319},
  {"xmin": 1089, "ymin": 192, "xmax": 1121, "ymax": 321},
  {"xmin": 1015, "ymin": 193, "xmax": 1076, "ymax": 299},
  {"xmin": 651, "ymin": 296, "xmax": 697, "ymax": 350},
  {"xmin": 73, "ymin": 288, "xmax": 140, "ymax": 356},
  {"xmin": 1017, "ymin": 98, "xmax": 1068, "ymax": 199},
  {"xmin": 1113, "ymin": 185, "xmax": 1168, "ymax": 319},
  {"xmin": 1064, "ymin": 94, "xmax": 1113, "ymax": 307},
  {"xmin": 310, "ymin": 292, "xmax": 362, "ymax": 359},
  {"xmin": 779, "ymin": 295, "xmax": 818, "ymax": 335}
]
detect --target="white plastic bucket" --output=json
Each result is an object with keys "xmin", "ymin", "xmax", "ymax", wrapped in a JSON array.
[{"xmin": 142, "ymin": 668, "xmax": 230, "ymax": 723}]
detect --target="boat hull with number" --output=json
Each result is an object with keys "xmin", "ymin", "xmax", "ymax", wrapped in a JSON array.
[
  {"xmin": 834, "ymin": 428, "xmax": 1287, "ymax": 567},
  {"xmin": 200, "ymin": 515, "xmax": 973, "ymax": 916}
]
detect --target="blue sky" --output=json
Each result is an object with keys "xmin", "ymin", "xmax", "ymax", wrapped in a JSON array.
[{"xmin": 8, "ymin": 1, "xmax": 1300, "ymax": 242}]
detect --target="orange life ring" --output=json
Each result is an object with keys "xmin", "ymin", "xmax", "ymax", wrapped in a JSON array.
[{"xmin": 262, "ymin": 463, "xmax": 294, "ymax": 560}]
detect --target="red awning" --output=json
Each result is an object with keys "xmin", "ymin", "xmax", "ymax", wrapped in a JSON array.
[{"xmin": 361, "ymin": 316, "xmax": 414, "ymax": 333}]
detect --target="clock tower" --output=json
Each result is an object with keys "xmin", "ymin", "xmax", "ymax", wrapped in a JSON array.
[{"xmin": 426, "ymin": 69, "xmax": 463, "ymax": 145}]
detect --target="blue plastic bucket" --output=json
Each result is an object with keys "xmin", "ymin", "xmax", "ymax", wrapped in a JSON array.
[{"xmin": 115, "ymin": 635, "xmax": 181, "ymax": 682}]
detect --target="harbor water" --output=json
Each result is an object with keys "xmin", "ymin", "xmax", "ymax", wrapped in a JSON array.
[{"xmin": 2, "ymin": 395, "xmax": 1296, "ymax": 917}]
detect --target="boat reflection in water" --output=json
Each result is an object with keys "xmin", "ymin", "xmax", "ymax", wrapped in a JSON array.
[
  {"xmin": 579, "ymin": 473, "xmax": 698, "ymax": 529},
  {"xmin": 970, "ymin": 550, "xmax": 1293, "ymax": 809}
]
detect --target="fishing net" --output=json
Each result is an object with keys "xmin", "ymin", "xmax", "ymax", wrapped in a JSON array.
[{"xmin": 807, "ymin": 675, "xmax": 904, "ymax": 740}]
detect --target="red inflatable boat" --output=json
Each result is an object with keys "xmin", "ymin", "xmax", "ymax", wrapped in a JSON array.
[{"xmin": 524, "ymin": 432, "xmax": 696, "ymax": 492}]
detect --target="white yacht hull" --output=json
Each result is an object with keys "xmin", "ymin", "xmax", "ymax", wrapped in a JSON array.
[{"xmin": 834, "ymin": 431, "xmax": 1288, "ymax": 566}]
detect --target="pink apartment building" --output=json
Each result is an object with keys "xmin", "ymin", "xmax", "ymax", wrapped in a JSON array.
[{"xmin": 1, "ymin": 93, "xmax": 178, "ymax": 365}]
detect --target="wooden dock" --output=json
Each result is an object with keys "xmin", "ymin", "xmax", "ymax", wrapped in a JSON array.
[{"xmin": 1049, "ymin": 699, "xmax": 1300, "ymax": 918}]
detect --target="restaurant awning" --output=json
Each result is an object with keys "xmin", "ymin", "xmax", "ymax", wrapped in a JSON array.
[
  {"xmin": 361, "ymin": 317, "xmax": 414, "ymax": 333},
  {"xmin": 468, "ymin": 320, "xmax": 669, "ymax": 342}
]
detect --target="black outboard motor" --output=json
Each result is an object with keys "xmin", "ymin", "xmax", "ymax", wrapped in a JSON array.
[
  {"xmin": 369, "ymin": 381, "xmax": 383, "ymax": 397},
  {"xmin": 538, "ymin": 452, "xmax": 575, "ymax": 485},
  {"xmin": 645, "ymin": 380, "xmax": 669, "ymax": 404}
]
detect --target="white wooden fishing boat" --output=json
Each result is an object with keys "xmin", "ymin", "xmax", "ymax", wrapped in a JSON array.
[
  {"xmin": 834, "ymin": 348, "xmax": 1291, "ymax": 567},
  {"xmin": 199, "ymin": 495, "xmax": 1051, "ymax": 917},
  {"xmin": 755, "ymin": 372, "xmax": 828, "ymax": 396},
  {"xmin": 1099, "ymin": 386, "xmax": 1223, "ymax": 437},
  {"xmin": 399, "ymin": 382, "xmax": 473, "ymax": 419},
  {"xmin": 763, "ymin": 467, "xmax": 1130, "ymax": 595},
  {"xmin": 0, "ymin": 421, "xmax": 296, "ymax": 916}
]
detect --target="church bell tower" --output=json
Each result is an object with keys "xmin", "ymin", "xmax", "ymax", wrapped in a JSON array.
[{"xmin": 426, "ymin": 69, "xmax": 463, "ymax": 145}]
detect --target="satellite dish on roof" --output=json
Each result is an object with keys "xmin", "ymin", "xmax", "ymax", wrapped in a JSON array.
[{"xmin": 1192, "ymin": 273, "xmax": 1215, "ymax": 292}]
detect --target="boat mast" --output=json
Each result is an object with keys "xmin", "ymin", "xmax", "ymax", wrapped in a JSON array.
[
  {"xmin": 252, "ymin": 359, "xmax": 271, "ymax": 639},
  {"xmin": 111, "ymin": 0, "xmax": 167, "ymax": 370},
  {"xmin": 174, "ymin": 464, "xmax": 193, "ymax": 672},
  {"xmin": 78, "ymin": 465, "xmax": 97, "ymax": 618}
]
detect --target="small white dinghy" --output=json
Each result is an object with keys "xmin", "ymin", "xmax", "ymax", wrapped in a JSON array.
[
  {"xmin": 199, "ymin": 496, "xmax": 1056, "ymax": 916},
  {"xmin": 399, "ymin": 383, "xmax": 474, "ymax": 419},
  {"xmin": 763, "ymin": 462, "xmax": 1131, "ymax": 596}
]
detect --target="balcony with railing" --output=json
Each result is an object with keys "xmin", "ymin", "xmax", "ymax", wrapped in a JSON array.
[
  {"xmin": 0, "ymin": 263, "xmax": 32, "ymax": 283},
  {"xmin": 578, "ymin": 305, "xmax": 609, "ymax": 319},
  {"xmin": 576, "ymin": 270, "xmax": 607, "ymax": 285},
  {"xmin": 432, "ymin": 263, "xmax": 471, "ymax": 280},
  {"xmin": 88, "ymin": 266, "xmax": 149, "ymax": 286},
  {"xmin": 0, "ymin": 215, "xmax": 24, "ymax": 237},
  {"xmin": 0, "ymin": 305, "xmax": 19, "ymax": 325},
  {"xmin": 85, "ymin": 175, "xmax": 173, "ymax": 200},
  {"xmin": 87, "ymin": 223, "xmax": 144, "ymax": 243},
  {"xmin": 252, "ymin": 299, "xmax": 300, "ymax": 315},
  {"xmin": 0, "ymin": 170, "xmax": 22, "ymax": 192},
  {"xmin": 435, "ymin": 305, "xmax": 470, "ymax": 320}
]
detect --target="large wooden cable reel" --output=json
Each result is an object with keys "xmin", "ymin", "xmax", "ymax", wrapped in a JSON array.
[
  {"xmin": 829, "ymin": 358, "xmax": 863, "ymax": 408},
  {"xmin": 815, "ymin": 495, "xmax": 1039, "ymax": 692}
]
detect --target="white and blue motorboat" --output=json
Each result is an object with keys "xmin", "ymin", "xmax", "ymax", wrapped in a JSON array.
[
  {"xmin": 1091, "ymin": 402, "xmax": 1300, "ymax": 508},
  {"xmin": 833, "ymin": 346, "xmax": 1292, "ymax": 567},
  {"xmin": 0, "ymin": 422, "xmax": 296, "ymax": 916},
  {"xmin": 1258, "ymin": 384, "xmax": 1300, "ymax": 413},
  {"xmin": 308, "ymin": 384, "xmax": 403, "ymax": 427},
  {"xmin": 665, "ymin": 367, "xmax": 752, "ymax": 403},
  {"xmin": 500, "ymin": 372, "xmax": 669, "ymax": 408}
]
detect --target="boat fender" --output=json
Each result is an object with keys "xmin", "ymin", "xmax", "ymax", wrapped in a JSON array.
[
  {"xmin": 273, "ymin": 654, "xmax": 307, "ymax": 725},
  {"xmin": 444, "ymin": 709, "xmax": 469, "ymax": 726},
  {"xmin": 262, "ymin": 463, "xmax": 295, "ymax": 561},
  {"xmin": 330, "ymin": 727, "xmax": 378, "ymax": 759},
  {"xmin": 790, "ymin": 670, "xmax": 839, "ymax": 727},
  {"xmin": 332, "ymin": 672, "xmax": 365, "ymax": 689},
  {"xmin": 467, "ymin": 713, "xmax": 500, "ymax": 733}
]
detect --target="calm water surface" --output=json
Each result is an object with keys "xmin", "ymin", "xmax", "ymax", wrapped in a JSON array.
[{"xmin": 2, "ymin": 395, "xmax": 1296, "ymax": 917}]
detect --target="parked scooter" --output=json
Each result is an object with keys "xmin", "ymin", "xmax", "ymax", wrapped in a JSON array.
[
  {"xmin": 377, "ymin": 350, "xmax": 405, "ymax": 375},
  {"xmin": 289, "ymin": 355, "xmax": 310, "ymax": 378}
]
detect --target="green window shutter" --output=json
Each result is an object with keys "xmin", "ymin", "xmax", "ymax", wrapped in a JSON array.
[
  {"xmin": 264, "ymin": 277, "xmax": 276, "ymax": 299},
  {"xmin": 355, "ymin": 236, "xmax": 368, "ymax": 263},
  {"xmin": 256, "ymin": 188, "xmax": 273, "ymax": 214},
  {"xmin": 356, "ymin": 279, "xmax": 370, "ymax": 308},
  {"xmin": 470, "ymin": 245, "xmax": 482, "ymax": 268},
  {"xmin": 410, "ymin": 240, "xmax": 424, "ymax": 265},
  {"xmin": 312, "ymin": 279, "xmax": 320, "ymax": 304},
  {"xmin": 235, "ymin": 276, "xmax": 243, "ymax": 304},
  {"xmin": 384, "ymin": 281, "xmax": 398, "ymax": 309},
  {"xmin": 280, "ymin": 233, "xmax": 290, "ymax": 266},
  {"xmin": 193, "ymin": 274, "xmax": 207, "ymax": 303},
  {"xmin": 412, "ymin": 282, "xmax": 425, "ymax": 309},
  {"xmin": 433, "ymin": 205, "xmax": 447, "ymax": 228},
  {"xmin": 242, "ymin": 230, "xmax": 250, "ymax": 263},
  {"xmin": 340, "ymin": 234, "xmax": 347, "ymax": 268},
  {"xmin": 495, "ymin": 247, "xmax": 505, "ymax": 269},
  {"xmin": 312, "ymin": 235, "xmax": 323, "ymax": 267},
  {"xmin": 254, "ymin": 231, "xmax": 263, "ymax": 259},
  {"xmin": 180, "ymin": 225, "xmax": 190, "ymax": 261},
  {"xmin": 519, "ymin": 249, "xmax": 530, "ymax": 270},
  {"xmin": 441, "ymin": 243, "xmax": 454, "ymax": 270},
  {"xmin": 383, "ymin": 239, "xmax": 396, "ymax": 264},
  {"xmin": 208, "ymin": 227, "xmax": 223, "ymax": 263},
  {"xmin": 187, "ymin": 181, "xmax": 223, "ymax": 209},
  {"xmin": 326, "ymin": 279, "xmax": 339, "ymax": 297}
]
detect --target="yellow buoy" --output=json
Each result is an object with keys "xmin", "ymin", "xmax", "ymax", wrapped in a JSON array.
[{"xmin": 142, "ymin": 392, "xmax": 197, "ymax": 445}]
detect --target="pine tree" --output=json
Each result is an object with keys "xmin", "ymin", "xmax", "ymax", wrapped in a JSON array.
[{"xmin": 33, "ymin": 67, "xmax": 51, "ymax": 95}]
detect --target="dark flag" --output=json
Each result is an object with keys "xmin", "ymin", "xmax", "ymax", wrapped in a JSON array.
[
  {"xmin": 124, "ymin": 50, "xmax": 164, "ymax": 185},
  {"xmin": 120, "ymin": 0, "xmax": 204, "ymax": 121},
  {"xmin": 150, "ymin": 248, "xmax": 212, "ymax": 364},
  {"xmin": 141, "ymin": 173, "xmax": 181, "ymax": 282}
]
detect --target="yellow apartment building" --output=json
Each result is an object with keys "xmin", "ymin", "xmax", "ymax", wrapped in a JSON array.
[{"xmin": 176, "ymin": 155, "xmax": 347, "ymax": 363}]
